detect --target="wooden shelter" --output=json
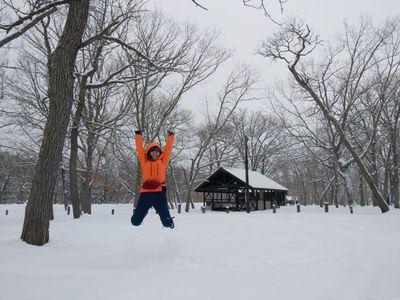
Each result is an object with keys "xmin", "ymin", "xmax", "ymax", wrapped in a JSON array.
[{"xmin": 194, "ymin": 167, "xmax": 288, "ymax": 211}]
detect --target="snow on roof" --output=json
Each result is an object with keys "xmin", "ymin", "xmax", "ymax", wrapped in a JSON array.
[{"xmin": 222, "ymin": 167, "xmax": 288, "ymax": 191}]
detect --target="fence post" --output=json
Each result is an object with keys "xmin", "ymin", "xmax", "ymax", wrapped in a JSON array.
[
  {"xmin": 297, "ymin": 203, "xmax": 300, "ymax": 213},
  {"xmin": 5, "ymin": 210, "xmax": 8, "ymax": 216},
  {"xmin": 111, "ymin": 209, "xmax": 115, "ymax": 215},
  {"xmin": 272, "ymin": 204, "xmax": 276, "ymax": 214},
  {"xmin": 178, "ymin": 204, "xmax": 181, "ymax": 214},
  {"xmin": 324, "ymin": 202, "xmax": 329, "ymax": 213},
  {"xmin": 350, "ymin": 205, "xmax": 353, "ymax": 214},
  {"xmin": 201, "ymin": 206, "xmax": 206, "ymax": 213},
  {"xmin": 225, "ymin": 206, "xmax": 230, "ymax": 213},
  {"xmin": 67, "ymin": 206, "xmax": 71, "ymax": 215}
]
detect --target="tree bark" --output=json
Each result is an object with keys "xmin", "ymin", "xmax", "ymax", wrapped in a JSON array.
[
  {"xmin": 48, "ymin": 201, "xmax": 54, "ymax": 221},
  {"xmin": 61, "ymin": 168, "xmax": 69, "ymax": 211},
  {"xmin": 80, "ymin": 178, "xmax": 91, "ymax": 213},
  {"xmin": 21, "ymin": 0, "xmax": 90, "ymax": 246}
]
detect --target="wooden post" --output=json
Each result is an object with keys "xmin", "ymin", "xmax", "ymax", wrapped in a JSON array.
[
  {"xmin": 350, "ymin": 205, "xmax": 353, "ymax": 214},
  {"xmin": 67, "ymin": 206, "xmax": 71, "ymax": 215},
  {"xmin": 324, "ymin": 202, "xmax": 329, "ymax": 213},
  {"xmin": 178, "ymin": 204, "xmax": 181, "ymax": 214},
  {"xmin": 225, "ymin": 206, "xmax": 230, "ymax": 213},
  {"xmin": 297, "ymin": 203, "xmax": 300, "ymax": 213},
  {"xmin": 244, "ymin": 135, "xmax": 250, "ymax": 213},
  {"xmin": 272, "ymin": 204, "xmax": 276, "ymax": 214},
  {"xmin": 201, "ymin": 206, "xmax": 206, "ymax": 213},
  {"xmin": 111, "ymin": 209, "xmax": 115, "ymax": 215},
  {"xmin": 5, "ymin": 210, "xmax": 8, "ymax": 216}
]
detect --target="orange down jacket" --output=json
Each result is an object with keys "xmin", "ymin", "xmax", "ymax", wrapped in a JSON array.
[{"xmin": 135, "ymin": 133, "xmax": 175, "ymax": 194}]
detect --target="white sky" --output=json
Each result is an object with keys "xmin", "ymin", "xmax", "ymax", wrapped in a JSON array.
[{"xmin": 152, "ymin": 0, "xmax": 400, "ymax": 113}]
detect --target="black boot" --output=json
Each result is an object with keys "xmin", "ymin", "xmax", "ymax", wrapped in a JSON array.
[{"xmin": 166, "ymin": 217, "xmax": 175, "ymax": 229}]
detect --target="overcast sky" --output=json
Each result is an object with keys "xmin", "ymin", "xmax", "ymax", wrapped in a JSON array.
[{"xmin": 152, "ymin": 0, "xmax": 400, "ymax": 113}]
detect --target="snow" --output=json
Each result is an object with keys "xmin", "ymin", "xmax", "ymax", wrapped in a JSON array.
[
  {"xmin": 222, "ymin": 167, "xmax": 288, "ymax": 191},
  {"xmin": 1, "ymin": 204, "xmax": 400, "ymax": 300}
]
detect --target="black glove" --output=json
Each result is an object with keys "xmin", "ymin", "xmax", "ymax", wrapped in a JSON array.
[
  {"xmin": 135, "ymin": 130, "xmax": 142, "ymax": 135},
  {"xmin": 167, "ymin": 130, "xmax": 174, "ymax": 136}
]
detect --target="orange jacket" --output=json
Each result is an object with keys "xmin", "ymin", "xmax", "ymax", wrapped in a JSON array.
[{"xmin": 135, "ymin": 133, "xmax": 175, "ymax": 194}]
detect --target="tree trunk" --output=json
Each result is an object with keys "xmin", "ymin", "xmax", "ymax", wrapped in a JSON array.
[
  {"xmin": 21, "ymin": 0, "xmax": 90, "ymax": 246},
  {"xmin": 103, "ymin": 172, "xmax": 108, "ymax": 203},
  {"xmin": 191, "ymin": 198, "xmax": 195, "ymax": 209},
  {"xmin": 61, "ymin": 168, "xmax": 69, "ymax": 211},
  {"xmin": 312, "ymin": 174, "xmax": 317, "ymax": 205},
  {"xmin": 333, "ymin": 162, "xmax": 339, "ymax": 208},
  {"xmin": 185, "ymin": 193, "xmax": 192, "ymax": 213},
  {"xmin": 167, "ymin": 187, "xmax": 174, "ymax": 209},
  {"xmin": 19, "ymin": 184, "xmax": 24, "ymax": 204},
  {"xmin": 359, "ymin": 172, "xmax": 366, "ymax": 206},
  {"xmin": 383, "ymin": 154, "xmax": 390, "ymax": 204},
  {"xmin": 182, "ymin": 168, "xmax": 192, "ymax": 212},
  {"xmin": 80, "ymin": 178, "xmax": 91, "ymax": 214},
  {"xmin": 370, "ymin": 141, "xmax": 379, "ymax": 207},
  {"xmin": 391, "ymin": 131, "xmax": 399, "ymax": 208},
  {"xmin": 133, "ymin": 159, "xmax": 142, "ymax": 208},
  {"xmin": 0, "ymin": 174, "xmax": 10, "ymax": 204},
  {"xmin": 49, "ymin": 202, "xmax": 54, "ymax": 221},
  {"xmin": 342, "ymin": 173, "xmax": 353, "ymax": 206},
  {"xmin": 87, "ymin": 132, "xmax": 95, "ymax": 211},
  {"xmin": 166, "ymin": 174, "xmax": 174, "ymax": 209},
  {"xmin": 69, "ymin": 78, "xmax": 87, "ymax": 218},
  {"xmin": 169, "ymin": 164, "xmax": 181, "ymax": 207},
  {"xmin": 331, "ymin": 180, "xmax": 338, "ymax": 207},
  {"xmin": 81, "ymin": 139, "xmax": 94, "ymax": 214}
]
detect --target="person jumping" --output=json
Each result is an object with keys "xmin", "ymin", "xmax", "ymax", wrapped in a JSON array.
[{"xmin": 131, "ymin": 130, "xmax": 175, "ymax": 228}]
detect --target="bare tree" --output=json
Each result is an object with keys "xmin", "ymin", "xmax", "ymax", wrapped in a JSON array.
[
  {"xmin": 117, "ymin": 11, "xmax": 230, "ymax": 198},
  {"xmin": 180, "ymin": 65, "xmax": 257, "ymax": 212},
  {"xmin": 0, "ymin": 0, "xmax": 68, "ymax": 48},
  {"xmin": 21, "ymin": 0, "xmax": 91, "ymax": 246},
  {"xmin": 259, "ymin": 17, "xmax": 397, "ymax": 212},
  {"xmin": 229, "ymin": 110, "xmax": 287, "ymax": 174},
  {"xmin": 68, "ymin": 0, "xmax": 144, "ymax": 217}
]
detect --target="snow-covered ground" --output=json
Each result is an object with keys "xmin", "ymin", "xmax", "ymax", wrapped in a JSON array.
[{"xmin": 1, "ymin": 204, "xmax": 400, "ymax": 300}]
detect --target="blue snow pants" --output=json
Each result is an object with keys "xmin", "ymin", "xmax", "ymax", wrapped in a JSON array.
[{"xmin": 131, "ymin": 190, "xmax": 174, "ymax": 228}]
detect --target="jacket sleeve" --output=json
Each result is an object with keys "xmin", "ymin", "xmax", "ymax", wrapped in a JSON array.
[
  {"xmin": 163, "ymin": 134, "xmax": 175, "ymax": 165},
  {"xmin": 135, "ymin": 133, "xmax": 146, "ymax": 164}
]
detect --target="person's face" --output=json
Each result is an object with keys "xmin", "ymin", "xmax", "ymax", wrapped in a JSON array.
[{"xmin": 150, "ymin": 149, "xmax": 161, "ymax": 159}]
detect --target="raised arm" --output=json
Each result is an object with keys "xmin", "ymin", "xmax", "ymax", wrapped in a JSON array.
[
  {"xmin": 134, "ymin": 131, "xmax": 146, "ymax": 164},
  {"xmin": 163, "ymin": 131, "xmax": 175, "ymax": 165}
]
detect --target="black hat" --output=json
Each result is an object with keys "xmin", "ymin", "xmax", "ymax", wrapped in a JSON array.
[{"xmin": 147, "ymin": 145, "xmax": 161, "ymax": 154}]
